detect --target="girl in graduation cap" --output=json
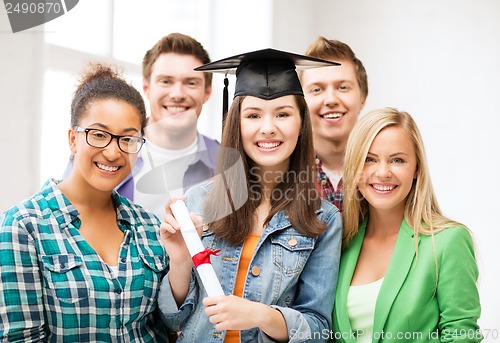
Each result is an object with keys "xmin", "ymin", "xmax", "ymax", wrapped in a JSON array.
[{"xmin": 158, "ymin": 49, "xmax": 343, "ymax": 342}]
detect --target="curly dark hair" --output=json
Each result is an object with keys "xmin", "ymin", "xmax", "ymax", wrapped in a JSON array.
[{"xmin": 70, "ymin": 63, "xmax": 147, "ymax": 133}]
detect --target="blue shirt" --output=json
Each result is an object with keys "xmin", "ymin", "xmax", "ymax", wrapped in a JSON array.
[
  {"xmin": 158, "ymin": 182, "xmax": 342, "ymax": 342},
  {"xmin": 0, "ymin": 179, "xmax": 169, "ymax": 342}
]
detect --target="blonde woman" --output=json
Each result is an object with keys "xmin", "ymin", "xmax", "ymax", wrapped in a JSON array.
[{"xmin": 332, "ymin": 108, "xmax": 481, "ymax": 342}]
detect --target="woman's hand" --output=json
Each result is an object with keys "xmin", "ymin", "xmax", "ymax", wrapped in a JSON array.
[
  {"xmin": 161, "ymin": 196, "xmax": 204, "ymax": 306},
  {"xmin": 160, "ymin": 196, "xmax": 203, "ymax": 264},
  {"xmin": 203, "ymin": 295, "xmax": 288, "ymax": 341}
]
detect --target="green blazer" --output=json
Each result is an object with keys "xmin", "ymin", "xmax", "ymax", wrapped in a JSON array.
[{"xmin": 332, "ymin": 219, "xmax": 482, "ymax": 343}]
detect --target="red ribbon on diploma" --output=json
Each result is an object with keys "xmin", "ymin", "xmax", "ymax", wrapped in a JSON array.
[{"xmin": 192, "ymin": 248, "xmax": 221, "ymax": 268}]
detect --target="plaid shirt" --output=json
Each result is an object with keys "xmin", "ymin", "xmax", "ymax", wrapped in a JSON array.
[
  {"xmin": 315, "ymin": 157, "xmax": 344, "ymax": 212},
  {"xmin": 0, "ymin": 179, "xmax": 169, "ymax": 342}
]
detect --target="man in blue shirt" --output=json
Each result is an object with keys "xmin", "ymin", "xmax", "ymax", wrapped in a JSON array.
[
  {"xmin": 65, "ymin": 33, "xmax": 219, "ymax": 219},
  {"xmin": 120, "ymin": 33, "xmax": 219, "ymax": 218}
]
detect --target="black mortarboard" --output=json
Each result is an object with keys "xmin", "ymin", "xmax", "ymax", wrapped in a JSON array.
[{"xmin": 195, "ymin": 48, "xmax": 340, "ymax": 121}]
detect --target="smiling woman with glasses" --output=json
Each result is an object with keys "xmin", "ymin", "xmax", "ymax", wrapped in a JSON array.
[
  {"xmin": 0, "ymin": 64, "xmax": 170, "ymax": 342},
  {"xmin": 74, "ymin": 126, "xmax": 146, "ymax": 154}
]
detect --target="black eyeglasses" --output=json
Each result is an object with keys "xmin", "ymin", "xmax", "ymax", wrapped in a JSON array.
[{"xmin": 74, "ymin": 126, "xmax": 145, "ymax": 154}]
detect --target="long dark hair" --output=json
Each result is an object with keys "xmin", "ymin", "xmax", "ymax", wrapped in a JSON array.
[{"xmin": 204, "ymin": 95, "xmax": 326, "ymax": 245}]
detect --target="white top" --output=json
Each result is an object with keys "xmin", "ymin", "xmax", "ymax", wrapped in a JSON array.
[
  {"xmin": 322, "ymin": 166, "xmax": 342, "ymax": 191},
  {"xmin": 347, "ymin": 278, "xmax": 384, "ymax": 342},
  {"xmin": 97, "ymin": 254, "xmax": 119, "ymax": 278},
  {"xmin": 134, "ymin": 137, "xmax": 198, "ymax": 219}
]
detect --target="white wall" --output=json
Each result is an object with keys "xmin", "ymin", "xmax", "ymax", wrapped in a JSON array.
[
  {"xmin": 0, "ymin": 13, "xmax": 43, "ymax": 211},
  {"xmin": 1, "ymin": 0, "xmax": 498, "ymax": 337}
]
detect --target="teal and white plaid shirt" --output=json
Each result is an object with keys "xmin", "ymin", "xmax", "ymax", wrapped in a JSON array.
[{"xmin": 0, "ymin": 179, "xmax": 169, "ymax": 342}]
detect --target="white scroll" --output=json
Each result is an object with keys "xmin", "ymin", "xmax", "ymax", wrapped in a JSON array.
[{"xmin": 170, "ymin": 199, "xmax": 224, "ymax": 297}]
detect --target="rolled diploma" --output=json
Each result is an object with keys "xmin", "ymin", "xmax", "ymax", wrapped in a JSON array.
[{"xmin": 170, "ymin": 199, "xmax": 224, "ymax": 297}]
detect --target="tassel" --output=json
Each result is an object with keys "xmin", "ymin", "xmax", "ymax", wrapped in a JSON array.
[{"xmin": 222, "ymin": 74, "xmax": 229, "ymax": 125}]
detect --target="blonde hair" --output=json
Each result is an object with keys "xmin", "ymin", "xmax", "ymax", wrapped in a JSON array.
[{"xmin": 342, "ymin": 107, "xmax": 463, "ymax": 248}]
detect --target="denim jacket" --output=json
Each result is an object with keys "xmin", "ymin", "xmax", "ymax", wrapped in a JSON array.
[{"xmin": 158, "ymin": 182, "xmax": 342, "ymax": 342}]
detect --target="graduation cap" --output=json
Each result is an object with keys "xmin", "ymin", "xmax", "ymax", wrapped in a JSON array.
[{"xmin": 195, "ymin": 48, "xmax": 340, "ymax": 121}]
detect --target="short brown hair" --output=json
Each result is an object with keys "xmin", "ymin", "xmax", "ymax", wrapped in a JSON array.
[
  {"xmin": 142, "ymin": 32, "xmax": 212, "ymax": 88},
  {"xmin": 305, "ymin": 36, "xmax": 368, "ymax": 100}
]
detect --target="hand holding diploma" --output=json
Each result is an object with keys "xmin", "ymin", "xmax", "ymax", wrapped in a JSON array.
[
  {"xmin": 169, "ymin": 199, "xmax": 224, "ymax": 297},
  {"xmin": 160, "ymin": 197, "xmax": 224, "ymax": 303}
]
